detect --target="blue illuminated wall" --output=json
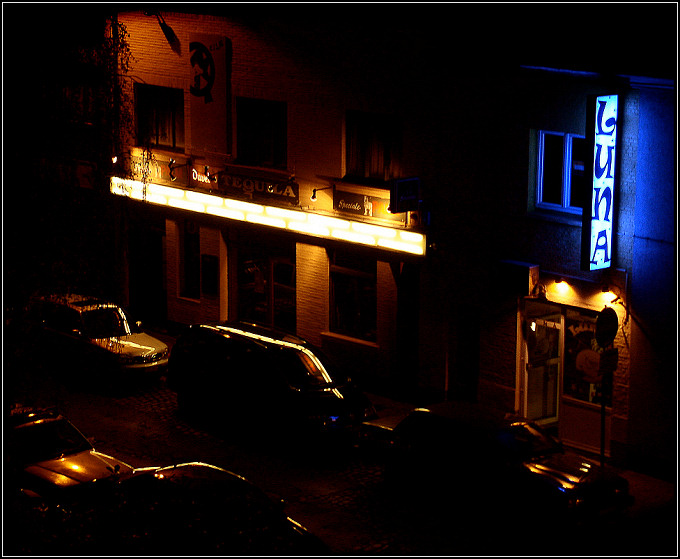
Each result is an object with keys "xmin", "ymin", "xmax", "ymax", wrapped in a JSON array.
[
  {"xmin": 632, "ymin": 89, "xmax": 675, "ymax": 349},
  {"xmin": 627, "ymin": 88, "xmax": 676, "ymax": 477}
]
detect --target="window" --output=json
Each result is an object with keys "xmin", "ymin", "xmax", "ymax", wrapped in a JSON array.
[
  {"xmin": 536, "ymin": 131, "xmax": 586, "ymax": 215},
  {"xmin": 180, "ymin": 220, "xmax": 200, "ymax": 299},
  {"xmin": 564, "ymin": 310, "xmax": 612, "ymax": 407},
  {"xmin": 135, "ymin": 84, "xmax": 185, "ymax": 150},
  {"xmin": 329, "ymin": 250, "xmax": 376, "ymax": 342},
  {"xmin": 236, "ymin": 97, "xmax": 287, "ymax": 168},
  {"xmin": 345, "ymin": 110, "xmax": 402, "ymax": 183}
]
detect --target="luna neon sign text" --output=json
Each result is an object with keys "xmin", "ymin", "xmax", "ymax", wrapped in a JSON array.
[
  {"xmin": 110, "ymin": 177, "xmax": 426, "ymax": 256},
  {"xmin": 588, "ymin": 94, "xmax": 617, "ymax": 270}
]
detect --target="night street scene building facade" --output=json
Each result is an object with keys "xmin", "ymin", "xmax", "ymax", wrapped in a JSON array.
[{"xmin": 3, "ymin": 2, "xmax": 677, "ymax": 484}]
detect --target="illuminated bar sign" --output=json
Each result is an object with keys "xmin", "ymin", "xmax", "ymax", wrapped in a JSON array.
[{"xmin": 582, "ymin": 94, "xmax": 618, "ymax": 271}]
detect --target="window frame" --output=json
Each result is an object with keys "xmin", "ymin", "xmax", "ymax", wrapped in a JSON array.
[
  {"xmin": 135, "ymin": 83, "xmax": 185, "ymax": 151},
  {"xmin": 536, "ymin": 130, "xmax": 585, "ymax": 216},
  {"xmin": 329, "ymin": 250, "xmax": 377, "ymax": 343},
  {"xmin": 345, "ymin": 110, "xmax": 402, "ymax": 184},
  {"xmin": 235, "ymin": 97, "xmax": 288, "ymax": 169}
]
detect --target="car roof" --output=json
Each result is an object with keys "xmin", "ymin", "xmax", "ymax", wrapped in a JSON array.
[
  {"xmin": 31, "ymin": 293, "xmax": 118, "ymax": 313},
  {"xmin": 404, "ymin": 401, "xmax": 522, "ymax": 431},
  {"xmin": 191, "ymin": 321, "xmax": 310, "ymax": 349}
]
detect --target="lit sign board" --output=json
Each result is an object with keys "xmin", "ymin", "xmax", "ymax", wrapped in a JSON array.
[
  {"xmin": 110, "ymin": 178, "xmax": 426, "ymax": 256},
  {"xmin": 334, "ymin": 191, "xmax": 405, "ymax": 223},
  {"xmin": 583, "ymin": 94, "xmax": 617, "ymax": 271},
  {"xmin": 390, "ymin": 177, "xmax": 421, "ymax": 214}
]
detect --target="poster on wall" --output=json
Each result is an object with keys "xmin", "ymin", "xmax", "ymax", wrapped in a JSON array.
[{"xmin": 189, "ymin": 35, "xmax": 232, "ymax": 157}]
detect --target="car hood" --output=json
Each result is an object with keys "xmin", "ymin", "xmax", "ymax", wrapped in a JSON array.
[
  {"xmin": 25, "ymin": 450, "xmax": 135, "ymax": 488},
  {"xmin": 92, "ymin": 333, "xmax": 168, "ymax": 357},
  {"xmin": 523, "ymin": 453, "xmax": 607, "ymax": 492}
]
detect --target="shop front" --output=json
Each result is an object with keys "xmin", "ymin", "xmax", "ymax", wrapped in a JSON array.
[
  {"xmin": 516, "ymin": 273, "xmax": 628, "ymax": 457},
  {"xmin": 110, "ymin": 163, "xmax": 427, "ymax": 387}
]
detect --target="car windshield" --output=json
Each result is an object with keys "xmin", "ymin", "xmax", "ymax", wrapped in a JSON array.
[
  {"xmin": 277, "ymin": 346, "xmax": 338, "ymax": 388},
  {"xmin": 81, "ymin": 307, "xmax": 133, "ymax": 339},
  {"xmin": 498, "ymin": 423, "xmax": 562, "ymax": 460},
  {"xmin": 10, "ymin": 418, "xmax": 93, "ymax": 464}
]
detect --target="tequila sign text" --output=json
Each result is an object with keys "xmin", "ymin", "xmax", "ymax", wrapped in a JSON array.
[{"xmin": 588, "ymin": 95, "xmax": 618, "ymax": 270}]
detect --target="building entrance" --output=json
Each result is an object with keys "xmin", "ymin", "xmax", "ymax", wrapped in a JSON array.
[
  {"xmin": 520, "ymin": 300, "xmax": 562, "ymax": 425},
  {"xmin": 236, "ymin": 243, "xmax": 295, "ymax": 332},
  {"xmin": 519, "ymin": 299, "xmax": 613, "ymax": 454}
]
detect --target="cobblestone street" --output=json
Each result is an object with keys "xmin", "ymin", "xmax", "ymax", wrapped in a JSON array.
[{"xmin": 6, "ymin": 360, "xmax": 677, "ymax": 556}]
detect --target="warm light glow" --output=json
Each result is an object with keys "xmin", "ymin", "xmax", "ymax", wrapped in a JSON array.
[
  {"xmin": 554, "ymin": 280, "xmax": 570, "ymax": 296},
  {"xmin": 110, "ymin": 177, "xmax": 426, "ymax": 255},
  {"xmin": 331, "ymin": 229, "xmax": 377, "ymax": 246}
]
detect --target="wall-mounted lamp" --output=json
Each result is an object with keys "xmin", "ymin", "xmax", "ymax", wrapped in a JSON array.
[
  {"xmin": 168, "ymin": 158, "xmax": 191, "ymax": 181},
  {"xmin": 311, "ymin": 185, "xmax": 334, "ymax": 202}
]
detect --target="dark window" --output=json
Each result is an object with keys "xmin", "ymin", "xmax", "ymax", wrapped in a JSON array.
[
  {"xmin": 537, "ymin": 131, "xmax": 585, "ymax": 215},
  {"xmin": 236, "ymin": 97, "xmax": 287, "ymax": 168},
  {"xmin": 329, "ymin": 250, "xmax": 376, "ymax": 342},
  {"xmin": 201, "ymin": 255, "xmax": 219, "ymax": 297},
  {"xmin": 345, "ymin": 110, "xmax": 401, "ymax": 183},
  {"xmin": 180, "ymin": 220, "xmax": 200, "ymax": 299},
  {"xmin": 135, "ymin": 84, "xmax": 185, "ymax": 150}
]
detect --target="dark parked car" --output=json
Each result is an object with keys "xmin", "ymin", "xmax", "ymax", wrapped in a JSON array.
[
  {"xmin": 5, "ymin": 404, "xmax": 135, "ymax": 501},
  {"xmin": 167, "ymin": 321, "xmax": 377, "ymax": 441},
  {"xmin": 19, "ymin": 293, "xmax": 169, "ymax": 380},
  {"xmin": 382, "ymin": 402, "xmax": 633, "ymax": 520},
  {"xmin": 5, "ymin": 405, "xmax": 328, "ymax": 555}
]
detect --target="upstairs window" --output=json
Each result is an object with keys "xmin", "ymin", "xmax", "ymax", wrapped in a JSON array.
[
  {"xmin": 345, "ymin": 110, "xmax": 401, "ymax": 184},
  {"xmin": 135, "ymin": 84, "xmax": 185, "ymax": 151},
  {"xmin": 236, "ymin": 97, "xmax": 287, "ymax": 169},
  {"xmin": 537, "ymin": 131, "xmax": 586, "ymax": 215}
]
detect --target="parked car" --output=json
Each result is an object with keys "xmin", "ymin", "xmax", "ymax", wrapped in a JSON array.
[
  {"xmin": 5, "ymin": 405, "xmax": 329, "ymax": 555},
  {"xmin": 381, "ymin": 402, "xmax": 633, "ymax": 520},
  {"xmin": 5, "ymin": 404, "xmax": 135, "ymax": 501},
  {"xmin": 19, "ymin": 293, "xmax": 169, "ymax": 380},
  {"xmin": 167, "ymin": 321, "xmax": 377, "ymax": 441}
]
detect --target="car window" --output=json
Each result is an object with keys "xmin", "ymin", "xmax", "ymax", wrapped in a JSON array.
[
  {"xmin": 276, "ymin": 346, "xmax": 333, "ymax": 388},
  {"xmin": 498, "ymin": 423, "xmax": 561, "ymax": 460},
  {"xmin": 44, "ymin": 304, "xmax": 81, "ymax": 334},
  {"xmin": 81, "ymin": 308, "xmax": 130, "ymax": 338},
  {"xmin": 9, "ymin": 418, "xmax": 93, "ymax": 465}
]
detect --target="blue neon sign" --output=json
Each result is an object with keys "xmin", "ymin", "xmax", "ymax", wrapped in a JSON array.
[{"xmin": 587, "ymin": 95, "xmax": 618, "ymax": 270}]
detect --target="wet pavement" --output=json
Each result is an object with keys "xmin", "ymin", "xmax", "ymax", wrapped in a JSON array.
[{"xmin": 4, "ymin": 330, "xmax": 677, "ymax": 556}]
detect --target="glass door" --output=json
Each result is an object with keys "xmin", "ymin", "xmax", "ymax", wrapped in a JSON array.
[
  {"xmin": 237, "ymin": 247, "xmax": 296, "ymax": 332},
  {"xmin": 521, "ymin": 300, "xmax": 563, "ymax": 425}
]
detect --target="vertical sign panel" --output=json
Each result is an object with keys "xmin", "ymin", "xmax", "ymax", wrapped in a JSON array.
[
  {"xmin": 583, "ymin": 95, "xmax": 618, "ymax": 271},
  {"xmin": 189, "ymin": 35, "xmax": 232, "ymax": 157}
]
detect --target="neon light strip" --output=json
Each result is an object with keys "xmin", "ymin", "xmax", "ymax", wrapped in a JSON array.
[{"xmin": 110, "ymin": 177, "xmax": 426, "ymax": 256}]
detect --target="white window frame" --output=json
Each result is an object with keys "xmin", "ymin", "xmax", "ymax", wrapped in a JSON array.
[{"xmin": 537, "ymin": 130, "xmax": 584, "ymax": 216}]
